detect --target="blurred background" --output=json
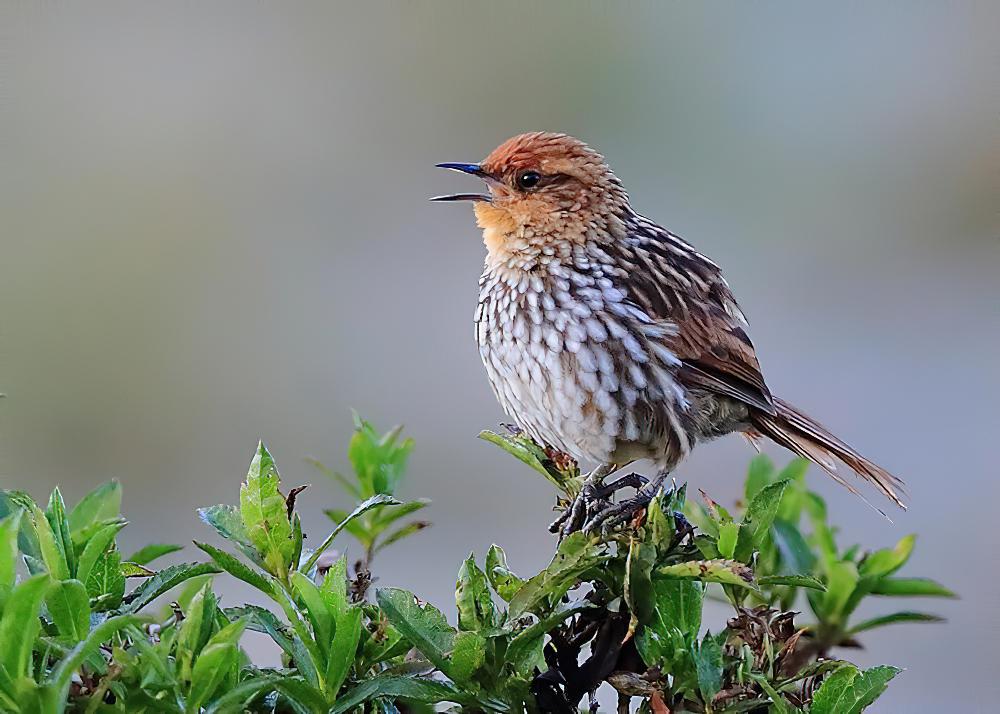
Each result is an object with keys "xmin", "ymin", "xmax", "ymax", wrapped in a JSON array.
[{"xmin": 2, "ymin": 1, "xmax": 998, "ymax": 710}]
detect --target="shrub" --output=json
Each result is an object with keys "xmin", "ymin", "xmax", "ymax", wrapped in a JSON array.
[{"xmin": 0, "ymin": 418, "xmax": 952, "ymax": 712}]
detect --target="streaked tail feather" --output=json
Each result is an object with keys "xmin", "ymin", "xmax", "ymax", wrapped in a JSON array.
[{"xmin": 750, "ymin": 398, "xmax": 907, "ymax": 512}]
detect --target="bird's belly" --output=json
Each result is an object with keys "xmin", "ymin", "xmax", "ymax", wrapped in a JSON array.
[
  {"xmin": 479, "ymin": 333, "xmax": 620, "ymax": 463},
  {"xmin": 477, "ymin": 315, "xmax": 690, "ymax": 467}
]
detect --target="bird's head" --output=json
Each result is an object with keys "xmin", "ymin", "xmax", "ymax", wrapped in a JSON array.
[{"xmin": 433, "ymin": 133, "xmax": 629, "ymax": 266}]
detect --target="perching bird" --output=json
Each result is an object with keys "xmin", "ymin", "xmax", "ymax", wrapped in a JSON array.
[{"xmin": 433, "ymin": 132, "xmax": 905, "ymax": 533}]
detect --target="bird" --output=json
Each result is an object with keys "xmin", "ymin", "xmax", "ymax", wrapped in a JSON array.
[{"xmin": 433, "ymin": 132, "xmax": 905, "ymax": 534}]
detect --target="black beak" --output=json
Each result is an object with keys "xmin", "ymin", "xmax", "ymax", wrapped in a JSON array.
[{"xmin": 431, "ymin": 162, "xmax": 492, "ymax": 203}]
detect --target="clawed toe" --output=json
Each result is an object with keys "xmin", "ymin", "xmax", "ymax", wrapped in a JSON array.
[
  {"xmin": 581, "ymin": 470, "xmax": 672, "ymax": 534},
  {"xmin": 552, "ymin": 471, "xmax": 654, "ymax": 537},
  {"xmin": 582, "ymin": 494, "xmax": 650, "ymax": 534},
  {"xmin": 588, "ymin": 472, "xmax": 647, "ymax": 500}
]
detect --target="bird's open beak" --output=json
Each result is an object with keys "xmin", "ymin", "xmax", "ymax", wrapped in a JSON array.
[{"xmin": 431, "ymin": 162, "xmax": 492, "ymax": 203}]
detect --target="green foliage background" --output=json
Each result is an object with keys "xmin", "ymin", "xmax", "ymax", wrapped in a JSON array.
[{"xmin": 0, "ymin": 419, "xmax": 951, "ymax": 712}]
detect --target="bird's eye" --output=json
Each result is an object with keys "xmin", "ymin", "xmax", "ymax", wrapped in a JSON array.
[{"xmin": 516, "ymin": 170, "xmax": 542, "ymax": 190}]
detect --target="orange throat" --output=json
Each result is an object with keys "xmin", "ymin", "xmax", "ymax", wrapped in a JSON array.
[{"xmin": 473, "ymin": 203, "xmax": 521, "ymax": 266}]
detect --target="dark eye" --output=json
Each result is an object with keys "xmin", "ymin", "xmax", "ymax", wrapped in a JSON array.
[{"xmin": 516, "ymin": 170, "xmax": 542, "ymax": 190}]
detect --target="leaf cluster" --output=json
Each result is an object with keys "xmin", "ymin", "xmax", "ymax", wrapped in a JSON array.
[{"xmin": 0, "ymin": 423, "xmax": 951, "ymax": 713}]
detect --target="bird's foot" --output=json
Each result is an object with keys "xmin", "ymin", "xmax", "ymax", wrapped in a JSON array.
[
  {"xmin": 550, "ymin": 472, "xmax": 647, "ymax": 537},
  {"xmin": 581, "ymin": 470, "xmax": 671, "ymax": 535}
]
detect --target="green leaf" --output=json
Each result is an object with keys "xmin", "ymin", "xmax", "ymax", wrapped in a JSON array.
[
  {"xmin": 0, "ymin": 491, "xmax": 40, "ymax": 562},
  {"xmin": 120, "ymin": 561, "xmax": 155, "ymax": 578},
  {"xmin": 194, "ymin": 542, "xmax": 275, "ymax": 597},
  {"xmin": 176, "ymin": 583, "xmax": 220, "ymax": 683},
  {"xmin": 348, "ymin": 419, "xmax": 415, "ymax": 497},
  {"xmin": 272, "ymin": 676, "xmax": 332, "ymax": 713},
  {"xmin": 323, "ymin": 509, "xmax": 371, "ymax": 546},
  {"xmin": 646, "ymin": 491, "xmax": 673, "ymax": 548},
  {"xmin": 122, "ymin": 562, "xmax": 222, "ymax": 613},
  {"xmin": 68, "ymin": 481, "xmax": 122, "ymax": 545},
  {"xmin": 28, "ymin": 504, "xmax": 69, "ymax": 580},
  {"xmin": 775, "ymin": 459, "xmax": 809, "ymax": 523},
  {"xmin": 198, "ymin": 504, "xmax": 267, "ymax": 569},
  {"xmin": 637, "ymin": 575, "xmax": 705, "ymax": 671},
  {"xmin": 224, "ymin": 604, "xmax": 294, "ymax": 654},
  {"xmin": 479, "ymin": 430, "xmax": 553, "ymax": 480},
  {"xmin": 456, "ymin": 554, "xmax": 496, "ymax": 631},
  {"xmin": 330, "ymin": 675, "xmax": 463, "ymax": 714},
  {"xmin": 649, "ymin": 577, "xmax": 704, "ymax": 637},
  {"xmin": 301, "ymin": 493, "xmax": 400, "ymax": 575},
  {"xmin": 693, "ymin": 632, "xmax": 723, "ymax": 703},
  {"xmin": 202, "ymin": 673, "xmax": 285, "ymax": 714},
  {"xmin": 264, "ymin": 586, "xmax": 325, "ymax": 690},
  {"xmin": 848, "ymin": 611, "xmax": 944, "ymax": 635},
  {"xmin": 373, "ymin": 498, "xmax": 430, "ymax": 529},
  {"xmin": 508, "ymin": 532, "xmax": 604, "ymax": 618},
  {"xmin": 744, "ymin": 454, "xmax": 775, "ymax": 501},
  {"xmin": 869, "ymin": 577, "xmax": 955, "ymax": 598},
  {"xmin": 778, "ymin": 658, "xmax": 853, "ymax": 686},
  {"xmin": 186, "ymin": 619, "xmax": 247, "ymax": 712},
  {"xmin": 625, "ymin": 540, "xmax": 657, "ymax": 625},
  {"xmin": 506, "ymin": 599, "xmax": 592, "ymax": 675},
  {"xmin": 772, "ymin": 518, "xmax": 817, "ymax": 574},
  {"xmin": 858, "ymin": 535, "xmax": 915, "ymax": 579},
  {"xmin": 47, "ymin": 614, "xmax": 136, "ymax": 699},
  {"xmin": 751, "ymin": 675, "xmax": 799, "ymax": 713},
  {"xmin": 734, "ymin": 480, "xmax": 788, "ymax": 562},
  {"xmin": 478, "ymin": 429, "xmax": 581, "ymax": 495},
  {"xmin": 187, "ymin": 643, "xmax": 240, "ymax": 713},
  {"xmin": 810, "ymin": 665, "xmax": 901, "ymax": 714},
  {"xmin": 374, "ymin": 521, "xmax": 429, "ymax": 554},
  {"xmin": 449, "ymin": 630, "xmax": 487, "ymax": 684},
  {"xmin": 46, "ymin": 487, "xmax": 77, "ymax": 578},
  {"xmin": 717, "ymin": 520, "xmax": 740, "ymax": 560},
  {"xmin": 76, "ymin": 521, "xmax": 126, "ymax": 585},
  {"xmin": 820, "ymin": 560, "xmax": 859, "ymax": 621},
  {"xmin": 692, "ymin": 533, "xmax": 721, "ymax": 560},
  {"xmin": 685, "ymin": 501, "xmax": 719, "ymax": 539},
  {"xmin": 484, "ymin": 544, "xmax": 523, "ymax": 602},
  {"xmin": 0, "ymin": 513, "xmax": 22, "ymax": 605},
  {"xmin": 758, "ymin": 574, "xmax": 827, "ymax": 591},
  {"xmin": 290, "ymin": 512, "xmax": 305, "ymax": 574},
  {"xmin": 46, "ymin": 579, "xmax": 90, "ymax": 643},
  {"xmin": 376, "ymin": 588, "xmax": 456, "ymax": 677},
  {"xmin": 126, "ymin": 543, "xmax": 183, "ymax": 565},
  {"xmin": 322, "ymin": 554, "xmax": 350, "ymax": 603},
  {"xmin": 656, "ymin": 559, "xmax": 756, "ymax": 590},
  {"xmin": 805, "ymin": 492, "xmax": 837, "ymax": 560},
  {"xmin": 85, "ymin": 549, "xmax": 126, "ymax": 611},
  {"xmin": 291, "ymin": 570, "xmax": 334, "ymax": 652},
  {"xmin": 325, "ymin": 601, "xmax": 362, "ymax": 696},
  {"xmin": 240, "ymin": 441, "xmax": 295, "ymax": 577},
  {"xmin": 0, "ymin": 574, "xmax": 50, "ymax": 678},
  {"xmin": 198, "ymin": 504, "xmax": 253, "ymax": 547}
]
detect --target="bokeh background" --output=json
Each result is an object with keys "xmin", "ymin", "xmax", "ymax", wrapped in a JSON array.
[{"xmin": 2, "ymin": 1, "xmax": 998, "ymax": 710}]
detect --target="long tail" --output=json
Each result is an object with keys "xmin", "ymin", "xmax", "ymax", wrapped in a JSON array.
[{"xmin": 750, "ymin": 397, "xmax": 907, "ymax": 511}]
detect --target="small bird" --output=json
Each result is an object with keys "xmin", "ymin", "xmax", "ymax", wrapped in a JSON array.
[{"xmin": 433, "ymin": 132, "xmax": 905, "ymax": 533}]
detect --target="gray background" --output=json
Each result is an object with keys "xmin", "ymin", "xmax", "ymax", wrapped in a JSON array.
[{"xmin": 2, "ymin": 2, "xmax": 998, "ymax": 710}]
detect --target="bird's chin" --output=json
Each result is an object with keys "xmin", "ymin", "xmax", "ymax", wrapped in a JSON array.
[{"xmin": 473, "ymin": 201, "xmax": 518, "ymax": 233}]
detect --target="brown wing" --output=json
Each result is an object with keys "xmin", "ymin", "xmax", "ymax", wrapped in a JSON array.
[{"xmin": 610, "ymin": 216, "xmax": 776, "ymax": 415}]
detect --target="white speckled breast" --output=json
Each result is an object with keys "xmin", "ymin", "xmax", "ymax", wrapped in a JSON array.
[{"xmin": 475, "ymin": 240, "xmax": 690, "ymax": 468}]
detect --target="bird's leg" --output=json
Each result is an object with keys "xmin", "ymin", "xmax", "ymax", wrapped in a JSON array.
[
  {"xmin": 549, "ymin": 463, "xmax": 617, "ymax": 536},
  {"xmin": 582, "ymin": 469, "xmax": 672, "ymax": 534}
]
